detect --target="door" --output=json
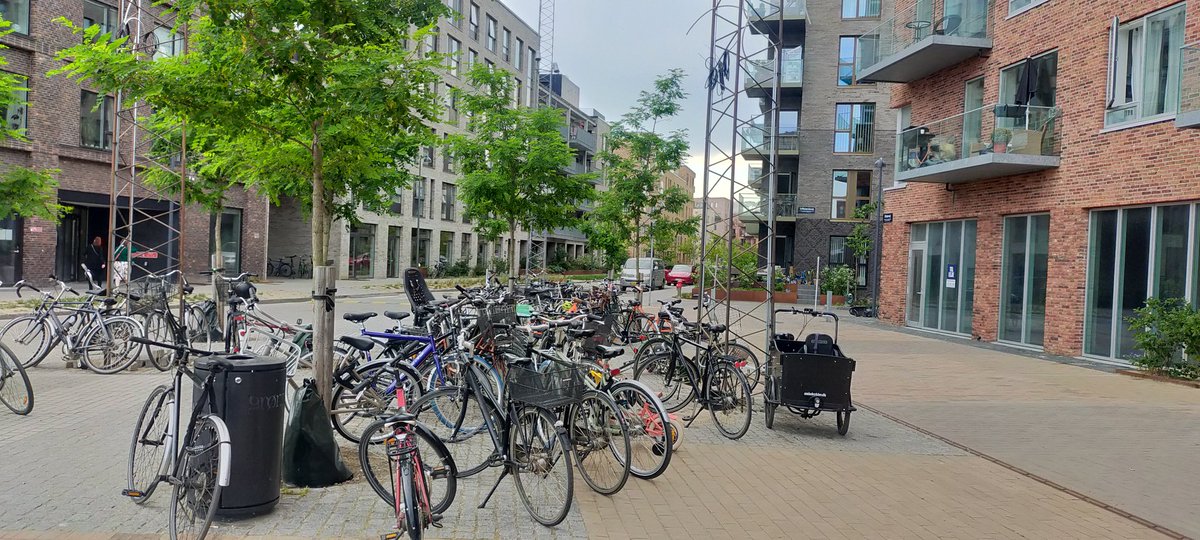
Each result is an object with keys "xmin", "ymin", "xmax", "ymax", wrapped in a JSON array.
[
  {"xmin": 907, "ymin": 248, "xmax": 925, "ymax": 325},
  {"xmin": 56, "ymin": 209, "xmax": 85, "ymax": 281},
  {"xmin": 386, "ymin": 226, "xmax": 403, "ymax": 278},
  {"xmin": 0, "ymin": 216, "xmax": 20, "ymax": 283},
  {"xmin": 1000, "ymin": 214, "xmax": 1049, "ymax": 346}
]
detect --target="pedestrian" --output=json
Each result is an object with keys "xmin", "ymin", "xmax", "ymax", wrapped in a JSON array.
[
  {"xmin": 112, "ymin": 237, "xmax": 135, "ymax": 288},
  {"xmin": 84, "ymin": 236, "xmax": 105, "ymax": 286}
]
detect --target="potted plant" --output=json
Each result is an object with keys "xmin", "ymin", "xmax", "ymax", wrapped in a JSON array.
[{"xmin": 991, "ymin": 128, "xmax": 1012, "ymax": 153}]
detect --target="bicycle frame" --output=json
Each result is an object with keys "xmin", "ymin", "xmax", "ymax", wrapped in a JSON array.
[{"xmin": 360, "ymin": 328, "xmax": 451, "ymax": 388}]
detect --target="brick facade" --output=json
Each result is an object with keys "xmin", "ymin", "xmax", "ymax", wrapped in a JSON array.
[{"xmin": 879, "ymin": 0, "xmax": 1200, "ymax": 358}]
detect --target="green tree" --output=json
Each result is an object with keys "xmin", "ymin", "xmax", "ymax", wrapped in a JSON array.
[
  {"xmin": 53, "ymin": 0, "xmax": 448, "ymax": 408},
  {"xmin": 586, "ymin": 69, "xmax": 692, "ymax": 282},
  {"xmin": 0, "ymin": 20, "xmax": 64, "ymax": 222},
  {"xmin": 445, "ymin": 65, "xmax": 596, "ymax": 284},
  {"xmin": 845, "ymin": 202, "xmax": 877, "ymax": 271}
]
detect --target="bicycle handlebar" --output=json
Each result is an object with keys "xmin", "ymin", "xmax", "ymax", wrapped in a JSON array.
[
  {"xmin": 130, "ymin": 336, "xmax": 217, "ymax": 357},
  {"xmin": 775, "ymin": 307, "xmax": 839, "ymax": 321}
]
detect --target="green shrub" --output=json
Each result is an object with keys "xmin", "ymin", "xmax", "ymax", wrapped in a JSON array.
[
  {"xmin": 447, "ymin": 259, "xmax": 471, "ymax": 277},
  {"xmin": 1126, "ymin": 297, "xmax": 1200, "ymax": 380},
  {"xmin": 820, "ymin": 266, "xmax": 854, "ymax": 298}
]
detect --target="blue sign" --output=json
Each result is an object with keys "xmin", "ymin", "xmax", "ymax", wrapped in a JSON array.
[
  {"xmin": 946, "ymin": 263, "xmax": 958, "ymax": 289},
  {"xmin": 797, "ymin": 207, "xmax": 816, "ymax": 214},
  {"xmin": 883, "ymin": 213, "xmax": 893, "ymax": 223}
]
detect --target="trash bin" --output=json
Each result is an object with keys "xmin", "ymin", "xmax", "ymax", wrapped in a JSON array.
[{"xmin": 194, "ymin": 354, "xmax": 288, "ymax": 518}]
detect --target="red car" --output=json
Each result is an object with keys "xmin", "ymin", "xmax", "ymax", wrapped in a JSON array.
[{"xmin": 665, "ymin": 264, "xmax": 695, "ymax": 286}]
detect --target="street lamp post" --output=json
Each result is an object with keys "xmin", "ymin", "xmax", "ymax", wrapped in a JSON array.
[{"xmin": 873, "ymin": 158, "xmax": 886, "ymax": 317}]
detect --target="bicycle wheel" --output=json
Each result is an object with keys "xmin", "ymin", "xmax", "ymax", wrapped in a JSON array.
[
  {"xmin": 569, "ymin": 390, "xmax": 631, "ymax": 495},
  {"xmin": 407, "ymin": 387, "xmax": 497, "ymax": 478},
  {"xmin": 128, "ymin": 384, "xmax": 173, "ymax": 503},
  {"xmin": 712, "ymin": 341, "xmax": 761, "ymax": 392},
  {"xmin": 330, "ymin": 362, "xmax": 423, "ymax": 444},
  {"xmin": 0, "ymin": 315, "xmax": 51, "ymax": 369},
  {"xmin": 0, "ymin": 343, "xmax": 33, "ymax": 415},
  {"xmin": 142, "ymin": 311, "xmax": 174, "ymax": 371},
  {"xmin": 632, "ymin": 351, "xmax": 696, "ymax": 413},
  {"xmin": 81, "ymin": 316, "xmax": 143, "ymax": 374},
  {"xmin": 510, "ymin": 406, "xmax": 573, "ymax": 526},
  {"xmin": 707, "ymin": 361, "xmax": 753, "ymax": 440},
  {"xmin": 358, "ymin": 418, "xmax": 457, "ymax": 516},
  {"xmin": 186, "ymin": 305, "xmax": 209, "ymax": 347},
  {"xmin": 609, "ymin": 380, "xmax": 672, "ymax": 480},
  {"xmin": 169, "ymin": 415, "xmax": 228, "ymax": 540},
  {"xmin": 279, "ymin": 264, "xmax": 293, "ymax": 278}
]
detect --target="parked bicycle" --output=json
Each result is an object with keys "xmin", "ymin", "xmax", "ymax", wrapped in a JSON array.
[{"xmin": 0, "ymin": 342, "xmax": 33, "ymax": 415}]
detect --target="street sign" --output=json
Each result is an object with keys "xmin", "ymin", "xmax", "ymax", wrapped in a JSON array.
[
  {"xmin": 883, "ymin": 213, "xmax": 893, "ymax": 223},
  {"xmin": 797, "ymin": 207, "xmax": 816, "ymax": 214}
]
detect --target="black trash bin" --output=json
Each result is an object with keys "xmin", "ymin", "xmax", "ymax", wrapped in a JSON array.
[{"xmin": 194, "ymin": 354, "xmax": 288, "ymax": 518}]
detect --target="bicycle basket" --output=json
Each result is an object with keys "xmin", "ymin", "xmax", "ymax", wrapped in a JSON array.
[
  {"xmin": 506, "ymin": 360, "xmax": 587, "ymax": 408},
  {"xmin": 126, "ymin": 276, "xmax": 174, "ymax": 315}
]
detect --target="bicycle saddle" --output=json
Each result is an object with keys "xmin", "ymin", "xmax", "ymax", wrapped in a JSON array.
[
  {"xmin": 342, "ymin": 312, "xmax": 377, "ymax": 323},
  {"xmin": 566, "ymin": 328, "xmax": 596, "ymax": 339},
  {"xmin": 339, "ymin": 335, "xmax": 375, "ymax": 352},
  {"xmin": 86, "ymin": 288, "xmax": 106, "ymax": 296},
  {"xmin": 383, "ymin": 311, "xmax": 411, "ymax": 322},
  {"xmin": 704, "ymin": 323, "xmax": 728, "ymax": 333},
  {"xmin": 384, "ymin": 412, "xmax": 416, "ymax": 424},
  {"xmin": 594, "ymin": 345, "xmax": 624, "ymax": 359}
]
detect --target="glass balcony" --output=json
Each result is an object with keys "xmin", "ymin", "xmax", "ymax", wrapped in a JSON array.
[
  {"xmin": 738, "ymin": 193, "xmax": 801, "ymax": 221},
  {"xmin": 895, "ymin": 104, "xmax": 1062, "ymax": 184},
  {"xmin": 740, "ymin": 124, "xmax": 799, "ymax": 157},
  {"xmin": 745, "ymin": 53, "xmax": 803, "ymax": 97},
  {"xmin": 1178, "ymin": 43, "xmax": 1200, "ymax": 128},
  {"xmin": 856, "ymin": 0, "xmax": 992, "ymax": 83},
  {"xmin": 745, "ymin": 0, "xmax": 806, "ymax": 34}
]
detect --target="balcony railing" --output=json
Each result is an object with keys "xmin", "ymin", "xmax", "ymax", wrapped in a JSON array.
[
  {"xmin": 569, "ymin": 127, "xmax": 598, "ymax": 150},
  {"xmin": 896, "ymin": 103, "xmax": 1062, "ymax": 184},
  {"xmin": 745, "ymin": 0, "xmax": 806, "ymax": 20},
  {"xmin": 856, "ymin": 0, "xmax": 992, "ymax": 83},
  {"xmin": 740, "ymin": 124, "xmax": 799, "ymax": 155},
  {"xmin": 746, "ymin": 54, "xmax": 803, "ymax": 94},
  {"xmin": 1178, "ymin": 43, "xmax": 1200, "ymax": 128},
  {"xmin": 738, "ymin": 193, "xmax": 801, "ymax": 221}
]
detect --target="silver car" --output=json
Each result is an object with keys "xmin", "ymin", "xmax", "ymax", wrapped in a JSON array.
[{"xmin": 620, "ymin": 257, "xmax": 665, "ymax": 290}]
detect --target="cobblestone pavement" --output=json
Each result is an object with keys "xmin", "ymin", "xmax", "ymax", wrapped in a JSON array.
[{"xmin": 0, "ymin": 294, "xmax": 1185, "ymax": 538}]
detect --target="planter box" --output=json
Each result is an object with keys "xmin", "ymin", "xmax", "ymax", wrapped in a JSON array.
[
  {"xmin": 818, "ymin": 294, "xmax": 846, "ymax": 306},
  {"xmin": 689, "ymin": 287, "xmax": 800, "ymax": 304}
]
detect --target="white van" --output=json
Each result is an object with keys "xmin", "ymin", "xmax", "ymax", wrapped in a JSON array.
[{"xmin": 620, "ymin": 257, "xmax": 665, "ymax": 290}]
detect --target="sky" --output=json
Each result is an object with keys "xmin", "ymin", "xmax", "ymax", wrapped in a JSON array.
[{"xmin": 502, "ymin": 0, "xmax": 716, "ymax": 196}]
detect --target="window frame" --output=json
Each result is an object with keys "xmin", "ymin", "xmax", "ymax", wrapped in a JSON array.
[
  {"xmin": 829, "ymin": 236, "xmax": 849, "ymax": 266},
  {"xmin": 448, "ymin": 37, "xmax": 462, "ymax": 74},
  {"xmin": 1008, "ymin": 0, "xmax": 1051, "ymax": 17},
  {"xmin": 1104, "ymin": 3, "xmax": 1187, "ymax": 127},
  {"xmin": 469, "ymin": 3, "xmax": 480, "ymax": 40},
  {"xmin": 831, "ymin": 170, "xmax": 873, "ymax": 219},
  {"xmin": 82, "ymin": 0, "xmax": 118, "ymax": 38},
  {"xmin": 834, "ymin": 103, "xmax": 876, "ymax": 154},
  {"xmin": 514, "ymin": 38, "xmax": 524, "ymax": 70},
  {"xmin": 80, "ymin": 90, "xmax": 114, "ymax": 150},
  {"xmin": 501, "ymin": 27, "xmax": 511, "ymax": 62},
  {"xmin": 837, "ymin": 36, "xmax": 867, "ymax": 86},
  {"xmin": 841, "ymin": 0, "xmax": 881, "ymax": 20},
  {"xmin": 1, "ymin": 0, "xmax": 30, "ymax": 35},
  {"xmin": 441, "ymin": 183, "xmax": 457, "ymax": 221},
  {"xmin": 4, "ymin": 72, "xmax": 28, "ymax": 134},
  {"xmin": 486, "ymin": 16, "xmax": 497, "ymax": 51}
]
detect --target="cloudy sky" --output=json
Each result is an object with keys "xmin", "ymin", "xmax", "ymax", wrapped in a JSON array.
[{"xmin": 503, "ymin": 0, "xmax": 717, "ymax": 195}]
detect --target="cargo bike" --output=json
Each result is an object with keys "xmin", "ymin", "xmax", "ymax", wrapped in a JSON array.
[{"xmin": 764, "ymin": 308, "xmax": 856, "ymax": 435}]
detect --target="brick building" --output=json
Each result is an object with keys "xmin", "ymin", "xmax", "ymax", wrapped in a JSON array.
[
  {"xmin": 859, "ymin": 0, "xmax": 1200, "ymax": 361},
  {"xmin": 0, "ymin": 0, "xmax": 268, "ymax": 284}
]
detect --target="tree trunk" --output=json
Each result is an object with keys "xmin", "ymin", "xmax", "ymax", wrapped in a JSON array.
[
  {"xmin": 212, "ymin": 207, "xmax": 225, "ymax": 333},
  {"xmin": 508, "ymin": 220, "xmax": 517, "ymax": 289},
  {"xmin": 310, "ymin": 120, "xmax": 335, "ymax": 412}
]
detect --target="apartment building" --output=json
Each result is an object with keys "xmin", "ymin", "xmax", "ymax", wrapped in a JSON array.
[
  {"xmin": 739, "ymin": 0, "xmax": 896, "ymax": 285},
  {"xmin": 628, "ymin": 165, "xmax": 696, "ymax": 263},
  {"xmin": 0, "ymin": 0, "xmax": 268, "ymax": 283},
  {"xmin": 862, "ymin": 0, "xmax": 1200, "ymax": 361}
]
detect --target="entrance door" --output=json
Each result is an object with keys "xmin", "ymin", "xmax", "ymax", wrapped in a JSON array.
[
  {"xmin": 386, "ymin": 226, "xmax": 403, "ymax": 278},
  {"xmin": 1000, "ymin": 214, "xmax": 1049, "ymax": 346},
  {"xmin": 349, "ymin": 224, "xmax": 375, "ymax": 279},
  {"xmin": 56, "ymin": 210, "xmax": 85, "ymax": 281},
  {"xmin": 0, "ymin": 217, "xmax": 21, "ymax": 283},
  {"xmin": 907, "ymin": 247, "xmax": 925, "ymax": 325}
]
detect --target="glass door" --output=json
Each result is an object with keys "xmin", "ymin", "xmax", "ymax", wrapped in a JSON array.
[
  {"xmin": 0, "ymin": 216, "xmax": 20, "ymax": 283},
  {"xmin": 386, "ymin": 226, "xmax": 403, "ymax": 278},
  {"xmin": 348, "ymin": 224, "xmax": 375, "ymax": 279},
  {"xmin": 907, "ymin": 220, "xmax": 977, "ymax": 334},
  {"xmin": 907, "ymin": 224, "xmax": 927, "ymax": 326},
  {"xmin": 1000, "ymin": 214, "xmax": 1049, "ymax": 346}
]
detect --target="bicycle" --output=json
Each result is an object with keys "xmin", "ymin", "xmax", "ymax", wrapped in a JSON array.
[
  {"xmin": 124, "ymin": 307, "xmax": 232, "ymax": 540},
  {"xmin": 0, "ymin": 342, "xmax": 33, "ymax": 415}
]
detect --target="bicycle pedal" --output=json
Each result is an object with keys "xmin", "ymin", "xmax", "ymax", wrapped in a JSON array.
[
  {"xmin": 430, "ymin": 513, "xmax": 444, "ymax": 527},
  {"xmin": 380, "ymin": 533, "xmax": 401, "ymax": 540},
  {"xmin": 429, "ymin": 466, "xmax": 450, "ymax": 480},
  {"xmin": 121, "ymin": 489, "xmax": 144, "ymax": 498}
]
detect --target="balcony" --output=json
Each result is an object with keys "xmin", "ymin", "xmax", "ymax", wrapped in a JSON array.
[
  {"xmin": 565, "ymin": 125, "xmax": 598, "ymax": 151},
  {"xmin": 738, "ymin": 193, "xmax": 806, "ymax": 222},
  {"xmin": 745, "ymin": 0, "xmax": 806, "ymax": 35},
  {"xmin": 740, "ymin": 124, "xmax": 799, "ymax": 158},
  {"xmin": 563, "ymin": 161, "xmax": 590, "ymax": 176},
  {"xmin": 745, "ymin": 53, "xmax": 803, "ymax": 98},
  {"xmin": 1178, "ymin": 43, "xmax": 1200, "ymax": 128},
  {"xmin": 895, "ymin": 104, "xmax": 1062, "ymax": 184},
  {"xmin": 856, "ymin": 0, "xmax": 992, "ymax": 84}
]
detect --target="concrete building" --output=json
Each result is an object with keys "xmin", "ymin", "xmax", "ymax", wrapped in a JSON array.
[
  {"xmin": 737, "ymin": 0, "xmax": 896, "ymax": 286},
  {"xmin": 866, "ymin": 0, "xmax": 1200, "ymax": 361},
  {"xmin": 0, "ymin": 0, "xmax": 269, "ymax": 283},
  {"xmin": 636, "ymin": 165, "xmax": 696, "ymax": 264}
]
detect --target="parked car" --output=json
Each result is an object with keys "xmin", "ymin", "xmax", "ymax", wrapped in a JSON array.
[
  {"xmin": 620, "ymin": 257, "xmax": 665, "ymax": 290},
  {"xmin": 756, "ymin": 264, "xmax": 785, "ymax": 281},
  {"xmin": 666, "ymin": 264, "xmax": 695, "ymax": 286}
]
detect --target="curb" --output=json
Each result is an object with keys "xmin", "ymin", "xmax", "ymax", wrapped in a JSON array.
[{"xmin": 1116, "ymin": 369, "xmax": 1200, "ymax": 389}]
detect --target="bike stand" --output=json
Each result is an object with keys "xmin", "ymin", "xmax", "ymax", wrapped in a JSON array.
[{"xmin": 478, "ymin": 468, "xmax": 510, "ymax": 509}]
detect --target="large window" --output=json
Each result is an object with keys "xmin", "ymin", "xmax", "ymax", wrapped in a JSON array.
[
  {"xmin": 1000, "ymin": 51, "xmax": 1058, "ymax": 107},
  {"xmin": 1009, "ymin": 0, "xmax": 1049, "ymax": 15},
  {"xmin": 1086, "ymin": 203, "xmax": 1200, "ymax": 359},
  {"xmin": 348, "ymin": 224, "xmax": 375, "ymax": 279},
  {"xmin": 501, "ymin": 28, "xmax": 511, "ymax": 62},
  {"xmin": 829, "ymin": 236, "xmax": 848, "ymax": 265},
  {"xmin": 514, "ymin": 38, "xmax": 524, "ymax": 70},
  {"xmin": 1106, "ymin": 3, "xmax": 1186, "ymax": 126},
  {"xmin": 209, "ymin": 209, "xmax": 243, "ymax": 275},
  {"xmin": 5, "ymin": 73, "xmax": 27, "ymax": 133},
  {"xmin": 441, "ymin": 183, "xmax": 457, "ymax": 220},
  {"xmin": 838, "ymin": 37, "xmax": 860, "ymax": 86},
  {"xmin": 907, "ymin": 220, "xmax": 978, "ymax": 335},
  {"xmin": 842, "ymin": 0, "xmax": 881, "ymax": 18},
  {"xmin": 80, "ymin": 90, "xmax": 113, "ymax": 149},
  {"xmin": 411, "ymin": 228, "xmax": 431, "ymax": 267},
  {"xmin": 387, "ymin": 226, "xmax": 404, "ymax": 278},
  {"xmin": 486, "ymin": 16, "xmax": 497, "ymax": 51},
  {"xmin": 831, "ymin": 170, "xmax": 872, "ymax": 219},
  {"xmin": 468, "ymin": 48, "xmax": 478, "ymax": 69},
  {"xmin": 83, "ymin": 0, "xmax": 117, "ymax": 37},
  {"xmin": 468, "ymin": 3, "xmax": 480, "ymax": 40},
  {"xmin": 412, "ymin": 177, "xmax": 427, "ymax": 217},
  {"xmin": 448, "ymin": 37, "xmax": 461, "ymax": 74},
  {"xmin": 149, "ymin": 26, "xmax": 180, "ymax": 59},
  {"xmin": 834, "ymin": 103, "xmax": 875, "ymax": 153},
  {"xmin": 439, "ymin": 231, "xmax": 455, "ymax": 263},
  {"xmin": 446, "ymin": 0, "xmax": 462, "ymax": 26},
  {"xmin": 1000, "ymin": 215, "xmax": 1050, "ymax": 347},
  {"xmin": 0, "ymin": 0, "xmax": 30, "ymax": 34}
]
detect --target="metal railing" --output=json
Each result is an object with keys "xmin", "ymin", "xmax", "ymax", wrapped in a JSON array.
[
  {"xmin": 747, "ymin": 55, "xmax": 803, "ymax": 89},
  {"xmin": 1179, "ymin": 43, "xmax": 1200, "ymax": 120},
  {"xmin": 856, "ymin": 0, "xmax": 992, "ymax": 75},
  {"xmin": 738, "ymin": 193, "xmax": 799, "ymax": 220},
  {"xmin": 745, "ymin": 0, "xmax": 807, "ymax": 19},
  {"xmin": 896, "ymin": 103, "xmax": 1062, "ymax": 175},
  {"xmin": 741, "ymin": 124, "xmax": 799, "ymax": 154}
]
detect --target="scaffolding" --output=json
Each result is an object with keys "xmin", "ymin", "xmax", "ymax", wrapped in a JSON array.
[
  {"xmin": 107, "ymin": 1, "xmax": 188, "ymax": 298},
  {"xmin": 696, "ymin": 0, "xmax": 787, "ymax": 360}
]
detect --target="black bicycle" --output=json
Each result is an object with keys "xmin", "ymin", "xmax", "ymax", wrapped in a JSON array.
[{"xmin": 0, "ymin": 342, "xmax": 33, "ymax": 415}]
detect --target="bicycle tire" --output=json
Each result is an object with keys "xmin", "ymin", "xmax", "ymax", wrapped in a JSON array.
[
  {"xmin": 82, "ymin": 316, "xmax": 144, "ymax": 374},
  {"xmin": 569, "ymin": 390, "xmax": 631, "ymax": 495},
  {"xmin": 357, "ymin": 419, "xmax": 457, "ymax": 533},
  {"xmin": 711, "ymin": 341, "xmax": 761, "ymax": 392},
  {"xmin": 398, "ymin": 458, "xmax": 423, "ymax": 539},
  {"xmin": 510, "ymin": 406, "xmax": 573, "ymax": 526},
  {"xmin": 330, "ymin": 361, "xmax": 424, "ymax": 444},
  {"xmin": 169, "ymin": 415, "xmax": 228, "ymax": 540},
  {"xmin": 0, "ymin": 315, "xmax": 51, "ymax": 369},
  {"xmin": 0, "ymin": 343, "xmax": 34, "ymax": 415},
  {"xmin": 143, "ymin": 311, "xmax": 174, "ymax": 371},
  {"xmin": 408, "ymin": 387, "xmax": 497, "ymax": 478},
  {"xmin": 609, "ymin": 380, "xmax": 672, "ymax": 480},
  {"xmin": 279, "ymin": 264, "xmax": 293, "ymax": 278},
  {"xmin": 128, "ymin": 384, "xmax": 173, "ymax": 503},
  {"xmin": 707, "ymin": 361, "xmax": 753, "ymax": 440},
  {"xmin": 632, "ymin": 350, "xmax": 697, "ymax": 414}
]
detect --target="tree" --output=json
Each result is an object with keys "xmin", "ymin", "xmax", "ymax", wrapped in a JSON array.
[
  {"xmin": 844, "ymin": 202, "xmax": 877, "ymax": 281},
  {"xmin": 445, "ymin": 64, "xmax": 596, "ymax": 284},
  {"xmin": 586, "ymin": 70, "xmax": 692, "ymax": 283},
  {"xmin": 0, "ymin": 21, "xmax": 64, "ymax": 222},
  {"xmin": 53, "ymin": 0, "xmax": 448, "ymax": 408}
]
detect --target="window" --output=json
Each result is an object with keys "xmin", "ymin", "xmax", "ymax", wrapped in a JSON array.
[
  {"xmin": 411, "ymin": 228, "xmax": 431, "ymax": 267},
  {"xmin": 442, "ymin": 133, "xmax": 455, "ymax": 172},
  {"xmin": 445, "ymin": 86, "xmax": 458, "ymax": 124},
  {"xmin": 468, "ymin": 48, "xmax": 478, "ymax": 69},
  {"xmin": 448, "ymin": 37, "xmax": 461, "ymax": 74},
  {"xmin": 439, "ymin": 231, "xmax": 455, "ymax": 263},
  {"xmin": 1106, "ymin": 3, "xmax": 1186, "ymax": 126},
  {"xmin": 441, "ymin": 183, "xmax": 457, "ymax": 220},
  {"xmin": 834, "ymin": 103, "xmax": 875, "ymax": 153},
  {"xmin": 514, "ymin": 78, "xmax": 523, "ymax": 109},
  {"xmin": 469, "ymin": 3, "xmax": 480, "ymax": 40},
  {"xmin": 461, "ymin": 233, "xmax": 472, "ymax": 262},
  {"xmin": 80, "ymin": 90, "xmax": 113, "ymax": 149},
  {"xmin": 907, "ymin": 220, "xmax": 978, "ymax": 334},
  {"xmin": 209, "ymin": 209, "xmax": 243, "ymax": 275},
  {"xmin": 390, "ymin": 190, "xmax": 403, "ymax": 215},
  {"xmin": 446, "ymin": 0, "xmax": 463, "ymax": 26},
  {"xmin": 1000, "ymin": 51, "xmax": 1058, "ymax": 107},
  {"xmin": 486, "ymin": 16, "xmax": 497, "ymax": 51},
  {"xmin": 831, "ymin": 170, "xmax": 872, "ymax": 219},
  {"xmin": 1000, "ymin": 214, "xmax": 1050, "ymax": 347},
  {"xmin": 5, "ymin": 73, "xmax": 27, "ymax": 133},
  {"xmin": 412, "ymin": 177, "xmax": 427, "ymax": 217},
  {"xmin": 424, "ymin": 31, "xmax": 438, "ymax": 56},
  {"xmin": 83, "ymin": 0, "xmax": 117, "ymax": 37},
  {"xmin": 149, "ymin": 26, "xmax": 180, "ymax": 59},
  {"xmin": 829, "ymin": 236, "xmax": 848, "ymax": 265},
  {"xmin": 0, "ymin": 0, "xmax": 29, "ymax": 35},
  {"xmin": 348, "ymin": 224, "xmax": 375, "ymax": 279},
  {"xmin": 1009, "ymin": 0, "xmax": 1048, "ymax": 15},
  {"xmin": 838, "ymin": 37, "xmax": 861, "ymax": 86},
  {"xmin": 841, "ymin": 0, "xmax": 881, "ymax": 18},
  {"xmin": 501, "ymin": 28, "xmax": 511, "ymax": 62},
  {"xmin": 485, "ymin": 59, "xmax": 494, "ymax": 72},
  {"xmin": 514, "ymin": 38, "xmax": 524, "ymax": 70}
]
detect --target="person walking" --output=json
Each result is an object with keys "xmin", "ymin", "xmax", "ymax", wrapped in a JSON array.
[
  {"xmin": 112, "ymin": 237, "xmax": 135, "ymax": 288},
  {"xmin": 84, "ymin": 236, "xmax": 105, "ymax": 286}
]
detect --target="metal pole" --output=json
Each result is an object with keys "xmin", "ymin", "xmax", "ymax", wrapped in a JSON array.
[{"xmin": 873, "ymin": 158, "xmax": 885, "ymax": 317}]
